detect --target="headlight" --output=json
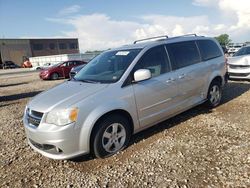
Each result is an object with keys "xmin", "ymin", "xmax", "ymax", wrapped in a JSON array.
[{"xmin": 45, "ymin": 108, "xmax": 79, "ymax": 126}]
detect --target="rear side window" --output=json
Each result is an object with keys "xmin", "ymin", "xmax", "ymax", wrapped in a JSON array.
[
  {"xmin": 166, "ymin": 41, "xmax": 200, "ymax": 70},
  {"xmin": 197, "ymin": 40, "xmax": 222, "ymax": 61},
  {"xmin": 135, "ymin": 45, "xmax": 170, "ymax": 77}
]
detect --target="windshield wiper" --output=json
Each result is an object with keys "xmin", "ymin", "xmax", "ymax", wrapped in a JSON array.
[{"xmin": 78, "ymin": 79, "xmax": 100, "ymax": 84}]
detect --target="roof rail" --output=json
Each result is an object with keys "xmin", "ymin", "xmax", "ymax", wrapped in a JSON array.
[
  {"xmin": 179, "ymin": 34, "xmax": 197, "ymax": 37},
  {"xmin": 134, "ymin": 35, "xmax": 168, "ymax": 44},
  {"xmin": 169, "ymin": 34, "xmax": 198, "ymax": 40}
]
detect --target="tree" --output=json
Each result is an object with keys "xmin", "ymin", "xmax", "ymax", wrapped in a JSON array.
[{"xmin": 215, "ymin": 34, "xmax": 231, "ymax": 46}]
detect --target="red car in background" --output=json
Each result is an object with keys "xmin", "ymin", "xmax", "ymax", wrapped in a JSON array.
[{"xmin": 39, "ymin": 60, "xmax": 87, "ymax": 80}]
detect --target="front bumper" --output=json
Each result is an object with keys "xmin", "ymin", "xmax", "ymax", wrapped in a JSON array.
[
  {"xmin": 23, "ymin": 114, "xmax": 89, "ymax": 160},
  {"xmin": 228, "ymin": 67, "xmax": 250, "ymax": 80},
  {"xmin": 39, "ymin": 72, "xmax": 50, "ymax": 80}
]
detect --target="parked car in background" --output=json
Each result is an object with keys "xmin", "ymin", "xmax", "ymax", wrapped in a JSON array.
[
  {"xmin": 227, "ymin": 43, "xmax": 244, "ymax": 56},
  {"xmin": 35, "ymin": 63, "xmax": 53, "ymax": 70},
  {"xmin": 227, "ymin": 45, "xmax": 250, "ymax": 80},
  {"xmin": 69, "ymin": 64, "xmax": 86, "ymax": 78},
  {"xmin": 2, "ymin": 61, "xmax": 20, "ymax": 69},
  {"xmin": 39, "ymin": 60, "xmax": 86, "ymax": 80},
  {"xmin": 24, "ymin": 34, "xmax": 227, "ymax": 160}
]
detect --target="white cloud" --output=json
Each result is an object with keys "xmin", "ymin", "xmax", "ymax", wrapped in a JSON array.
[
  {"xmin": 47, "ymin": 1, "xmax": 250, "ymax": 51},
  {"xmin": 192, "ymin": 0, "xmax": 219, "ymax": 7},
  {"xmin": 60, "ymin": 14, "xmax": 143, "ymax": 51},
  {"xmin": 192, "ymin": 0, "xmax": 250, "ymax": 39},
  {"xmin": 58, "ymin": 5, "xmax": 81, "ymax": 16},
  {"xmin": 51, "ymin": 14, "xmax": 215, "ymax": 51}
]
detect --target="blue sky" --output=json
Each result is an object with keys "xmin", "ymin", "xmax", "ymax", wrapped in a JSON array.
[{"xmin": 0, "ymin": 0, "xmax": 249, "ymax": 51}]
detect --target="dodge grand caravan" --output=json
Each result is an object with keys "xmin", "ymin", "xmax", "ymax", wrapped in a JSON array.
[{"xmin": 23, "ymin": 34, "xmax": 227, "ymax": 159}]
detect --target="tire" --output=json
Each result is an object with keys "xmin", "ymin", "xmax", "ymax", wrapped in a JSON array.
[
  {"xmin": 206, "ymin": 81, "xmax": 222, "ymax": 108},
  {"xmin": 92, "ymin": 114, "xmax": 131, "ymax": 158},
  {"xmin": 51, "ymin": 72, "xmax": 59, "ymax": 80}
]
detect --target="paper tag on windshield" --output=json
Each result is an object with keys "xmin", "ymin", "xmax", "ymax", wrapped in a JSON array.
[{"xmin": 116, "ymin": 51, "xmax": 130, "ymax": 56}]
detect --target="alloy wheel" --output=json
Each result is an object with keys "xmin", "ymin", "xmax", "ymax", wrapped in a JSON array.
[{"xmin": 102, "ymin": 123, "xmax": 126, "ymax": 153}]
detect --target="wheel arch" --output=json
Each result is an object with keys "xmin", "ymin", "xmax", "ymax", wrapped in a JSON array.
[
  {"xmin": 206, "ymin": 75, "xmax": 224, "ymax": 97},
  {"xmin": 89, "ymin": 109, "xmax": 134, "ymax": 152},
  {"xmin": 50, "ymin": 71, "xmax": 60, "ymax": 79},
  {"xmin": 211, "ymin": 76, "xmax": 223, "ymax": 85}
]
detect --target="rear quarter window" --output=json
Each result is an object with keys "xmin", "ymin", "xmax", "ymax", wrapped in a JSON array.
[{"xmin": 197, "ymin": 40, "xmax": 222, "ymax": 61}]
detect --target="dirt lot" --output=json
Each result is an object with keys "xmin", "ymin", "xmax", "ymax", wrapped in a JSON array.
[{"xmin": 0, "ymin": 72, "xmax": 250, "ymax": 187}]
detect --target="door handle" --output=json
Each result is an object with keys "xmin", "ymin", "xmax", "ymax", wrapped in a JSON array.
[{"xmin": 178, "ymin": 74, "xmax": 186, "ymax": 79}]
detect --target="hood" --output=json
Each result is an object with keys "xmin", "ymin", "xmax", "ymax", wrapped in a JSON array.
[
  {"xmin": 228, "ymin": 55, "xmax": 250, "ymax": 65},
  {"xmin": 28, "ymin": 81, "xmax": 109, "ymax": 112},
  {"xmin": 41, "ymin": 63, "xmax": 62, "ymax": 71}
]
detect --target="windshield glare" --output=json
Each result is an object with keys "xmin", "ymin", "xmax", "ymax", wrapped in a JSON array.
[
  {"xmin": 74, "ymin": 49, "xmax": 141, "ymax": 83},
  {"xmin": 233, "ymin": 47, "xmax": 250, "ymax": 57}
]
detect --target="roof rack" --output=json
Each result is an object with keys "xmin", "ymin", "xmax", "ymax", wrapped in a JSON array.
[
  {"xmin": 133, "ymin": 35, "xmax": 168, "ymax": 44},
  {"xmin": 133, "ymin": 34, "xmax": 200, "ymax": 45},
  {"xmin": 169, "ymin": 34, "xmax": 198, "ymax": 40}
]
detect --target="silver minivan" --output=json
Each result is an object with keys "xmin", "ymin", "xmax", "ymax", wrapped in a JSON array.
[{"xmin": 23, "ymin": 34, "xmax": 226, "ymax": 159}]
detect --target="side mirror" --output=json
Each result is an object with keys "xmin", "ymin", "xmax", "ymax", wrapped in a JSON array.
[{"xmin": 134, "ymin": 69, "xmax": 151, "ymax": 82}]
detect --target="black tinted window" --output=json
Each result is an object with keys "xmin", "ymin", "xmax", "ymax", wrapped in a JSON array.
[
  {"xmin": 69, "ymin": 43, "xmax": 78, "ymax": 49},
  {"xmin": 49, "ymin": 43, "xmax": 55, "ymax": 50},
  {"xmin": 59, "ymin": 43, "xmax": 67, "ymax": 49},
  {"xmin": 33, "ymin": 44, "xmax": 43, "ymax": 50},
  {"xmin": 135, "ymin": 45, "xmax": 170, "ymax": 77},
  {"xmin": 167, "ymin": 41, "xmax": 200, "ymax": 70},
  {"xmin": 197, "ymin": 40, "xmax": 222, "ymax": 61}
]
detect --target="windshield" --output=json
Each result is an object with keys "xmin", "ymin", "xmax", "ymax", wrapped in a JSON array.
[
  {"xmin": 74, "ymin": 49, "xmax": 141, "ymax": 83},
  {"xmin": 233, "ymin": 46, "xmax": 250, "ymax": 57}
]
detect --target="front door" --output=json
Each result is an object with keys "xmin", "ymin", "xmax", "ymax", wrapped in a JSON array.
[
  {"xmin": 132, "ymin": 45, "xmax": 179, "ymax": 127},
  {"xmin": 61, "ymin": 61, "xmax": 74, "ymax": 78}
]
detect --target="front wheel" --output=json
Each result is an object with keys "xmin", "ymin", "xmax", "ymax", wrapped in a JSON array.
[
  {"xmin": 92, "ymin": 114, "xmax": 131, "ymax": 158},
  {"xmin": 206, "ymin": 81, "xmax": 222, "ymax": 108},
  {"xmin": 51, "ymin": 72, "xmax": 59, "ymax": 80}
]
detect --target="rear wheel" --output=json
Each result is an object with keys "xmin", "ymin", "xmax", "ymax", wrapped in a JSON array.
[
  {"xmin": 92, "ymin": 114, "xmax": 131, "ymax": 158},
  {"xmin": 51, "ymin": 73, "xmax": 59, "ymax": 80},
  {"xmin": 206, "ymin": 81, "xmax": 222, "ymax": 108}
]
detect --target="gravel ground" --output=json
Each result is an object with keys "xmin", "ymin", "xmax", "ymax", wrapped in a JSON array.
[{"xmin": 0, "ymin": 72, "xmax": 250, "ymax": 187}]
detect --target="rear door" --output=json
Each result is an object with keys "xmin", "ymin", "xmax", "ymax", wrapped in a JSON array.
[
  {"xmin": 132, "ymin": 45, "xmax": 179, "ymax": 127},
  {"xmin": 166, "ymin": 41, "xmax": 209, "ymax": 108}
]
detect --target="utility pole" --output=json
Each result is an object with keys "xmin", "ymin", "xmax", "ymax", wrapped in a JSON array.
[{"xmin": 0, "ymin": 41, "xmax": 5, "ymax": 63}]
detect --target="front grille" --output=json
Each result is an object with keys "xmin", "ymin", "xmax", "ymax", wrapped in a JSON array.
[
  {"xmin": 229, "ymin": 72, "xmax": 250, "ymax": 77},
  {"xmin": 229, "ymin": 64, "xmax": 250, "ymax": 69},
  {"xmin": 27, "ymin": 109, "xmax": 43, "ymax": 127}
]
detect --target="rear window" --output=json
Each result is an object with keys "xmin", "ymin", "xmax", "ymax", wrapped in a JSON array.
[
  {"xmin": 197, "ymin": 40, "xmax": 222, "ymax": 61},
  {"xmin": 166, "ymin": 41, "xmax": 200, "ymax": 70}
]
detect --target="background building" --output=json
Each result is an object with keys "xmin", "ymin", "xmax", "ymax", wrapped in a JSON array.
[{"xmin": 0, "ymin": 38, "xmax": 79, "ymax": 66}]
